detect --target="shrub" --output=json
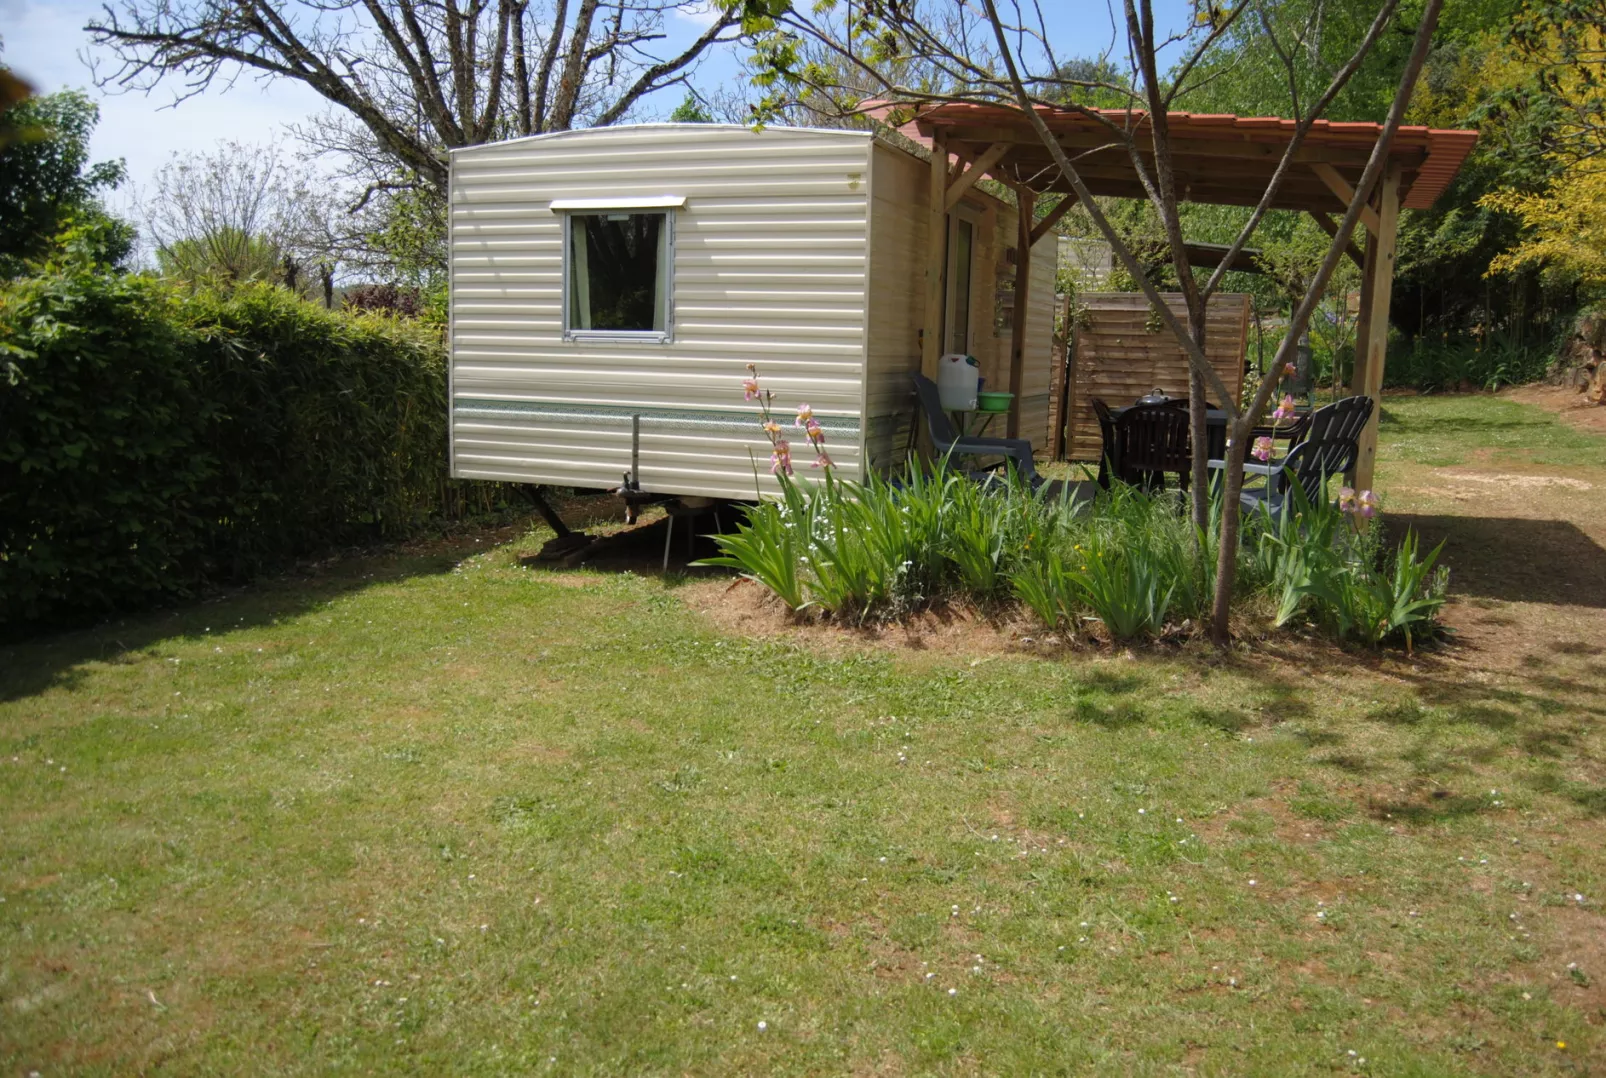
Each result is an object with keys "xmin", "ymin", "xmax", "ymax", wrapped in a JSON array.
[
  {"xmin": 1, "ymin": 271, "xmax": 215, "ymax": 623},
  {"xmin": 182, "ymin": 283, "xmax": 460, "ymax": 576},
  {"xmin": 1384, "ymin": 334, "xmax": 1555, "ymax": 392},
  {"xmin": 343, "ymin": 282, "xmax": 424, "ymax": 317},
  {"xmin": 1, "ymin": 272, "xmax": 503, "ymax": 632}
]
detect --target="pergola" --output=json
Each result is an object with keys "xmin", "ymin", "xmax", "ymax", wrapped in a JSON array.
[{"xmin": 893, "ymin": 103, "xmax": 1478, "ymax": 492}]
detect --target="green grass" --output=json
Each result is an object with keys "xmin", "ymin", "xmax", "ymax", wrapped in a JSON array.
[
  {"xmin": 4, "ymin": 396, "xmax": 1606, "ymax": 1075},
  {"xmin": 1377, "ymin": 394, "xmax": 1606, "ymax": 472}
]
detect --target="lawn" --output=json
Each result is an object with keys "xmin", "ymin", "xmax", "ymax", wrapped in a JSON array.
[{"xmin": 3, "ymin": 392, "xmax": 1605, "ymax": 1075}]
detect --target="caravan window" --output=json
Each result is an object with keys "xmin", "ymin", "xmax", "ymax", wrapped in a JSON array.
[{"xmin": 564, "ymin": 211, "xmax": 672, "ymax": 340}]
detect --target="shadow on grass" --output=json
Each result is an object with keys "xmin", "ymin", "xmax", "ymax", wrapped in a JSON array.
[
  {"xmin": 1387, "ymin": 514, "xmax": 1606, "ymax": 608},
  {"xmin": 1367, "ymin": 791, "xmax": 1490, "ymax": 824},
  {"xmin": 0, "ymin": 530, "xmax": 507, "ymax": 705}
]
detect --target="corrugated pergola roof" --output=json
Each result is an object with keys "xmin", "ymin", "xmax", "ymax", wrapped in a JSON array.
[{"xmin": 892, "ymin": 103, "xmax": 1478, "ymax": 212}]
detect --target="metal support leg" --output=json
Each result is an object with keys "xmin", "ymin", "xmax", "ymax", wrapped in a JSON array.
[
  {"xmin": 519, "ymin": 486, "xmax": 592, "ymax": 560},
  {"xmin": 662, "ymin": 513, "xmax": 674, "ymax": 572},
  {"xmin": 522, "ymin": 485, "xmax": 573, "ymax": 538}
]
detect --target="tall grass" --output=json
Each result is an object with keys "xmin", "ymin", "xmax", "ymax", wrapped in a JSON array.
[
  {"xmin": 1252, "ymin": 479, "xmax": 1449, "ymax": 651},
  {"xmin": 1384, "ymin": 335, "xmax": 1555, "ymax": 392},
  {"xmin": 703, "ymin": 462, "xmax": 1448, "ymax": 649}
]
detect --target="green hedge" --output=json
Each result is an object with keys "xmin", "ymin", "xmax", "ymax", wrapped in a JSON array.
[{"xmin": 1, "ymin": 272, "xmax": 495, "ymax": 631}]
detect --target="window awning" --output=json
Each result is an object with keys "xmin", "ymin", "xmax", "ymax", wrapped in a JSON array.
[{"xmin": 549, "ymin": 195, "xmax": 687, "ymax": 211}]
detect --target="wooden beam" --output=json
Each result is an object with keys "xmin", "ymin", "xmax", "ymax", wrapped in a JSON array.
[
  {"xmin": 1310, "ymin": 211, "xmax": 1365, "ymax": 270},
  {"xmin": 987, "ymin": 175, "xmax": 1370, "ymax": 214},
  {"xmin": 1007, "ymin": 184, "xmax": 1033, "ymax": 439},
  {"xmin": 1311, "ymin": 163, "xmax": 1382, "ymax": 236},
  {"xmin": 1349, "ymin": 164, "xmax": 1401, "ymax": 495},
  {"xmin": 935, "ymin": 126, "xmax": 1430, "ymax": 170},
  {"xmin": 1029, "ymin": 192, "xmax": 1078, "ymax": 246},
  {"xmin": 944, "ymin": 141, "xmax": 1009, "ymax": 210},
  {"xmin": 921, "ymin": 131, "xmax": 948, "ymax": 380}
]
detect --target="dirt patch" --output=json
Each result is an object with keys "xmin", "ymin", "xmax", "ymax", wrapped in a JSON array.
[
  {"xmin": 1505, "ymin": 384, "xmax": 1606, "ymax": 435},
  {"xmin": 508, "ymin": 740, "xmax": 572, "ymax": 763},
  {"xmin": 677, "ymin": 577, "xmax": 1067, "ymax": 658},
  {"xmin": 1439, "ymin": 472, "xmax": 1593, "ymax": 492},
  {"xmin": 1543, "ymin": 905, "xmax": 1606, "ymax": 1023}
]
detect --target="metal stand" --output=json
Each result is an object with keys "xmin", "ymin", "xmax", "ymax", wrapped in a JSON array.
[
  {"xmin": 660, "ymin": 498, "xmax": 724, "ymax": 572},
  {"xmin": 519, "ymin": 486, "xmax": 592, "ymax": 559}
]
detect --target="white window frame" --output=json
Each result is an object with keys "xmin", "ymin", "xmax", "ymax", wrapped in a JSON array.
[{"xmin": 558, "ymin": 199, "xmax": 681, "ymax": 344}]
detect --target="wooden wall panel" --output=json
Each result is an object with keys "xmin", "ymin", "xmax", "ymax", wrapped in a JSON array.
[{"xmin": 1064, "ymin": 293, "xmax": 1251, "ymax": 462}]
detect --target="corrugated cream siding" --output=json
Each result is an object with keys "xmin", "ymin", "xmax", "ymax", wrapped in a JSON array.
[
  {"xmin": 862, "ymin": 142, "xmax": 928, "ymax": 472},
  {"xmin": 448, "ymin": 124, "xmax": 873, "ymax": 499}
]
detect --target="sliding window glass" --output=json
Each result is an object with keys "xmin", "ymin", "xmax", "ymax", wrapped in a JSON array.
[{"xmin": 565, "ymin": 211, "xmax": 671, "ymax": 340}]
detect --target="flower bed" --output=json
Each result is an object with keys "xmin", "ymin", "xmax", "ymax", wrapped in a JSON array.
[{"xmin": 700, "ymin": 369, "xmax": 1449, "ymax": 650}]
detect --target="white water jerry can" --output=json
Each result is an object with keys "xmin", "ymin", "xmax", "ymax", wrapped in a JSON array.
[{"xmin": 938, "ymin": 352, "xmax": 980, "ymax": 411}]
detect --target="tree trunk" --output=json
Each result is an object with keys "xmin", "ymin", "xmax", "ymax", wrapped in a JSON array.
[
  {"xmin": 1210, "ymin": 413, "xmax": 1250, "ymax": 641},
  {"xmin": 1186, "ymin": 302, "xmax": 1210, "ymax": 530}
]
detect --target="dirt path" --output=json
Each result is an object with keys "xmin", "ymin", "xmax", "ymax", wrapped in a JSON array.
[{"xmin": 1382, "ymin": 389, "xmax": 1606, "ymax": 678}]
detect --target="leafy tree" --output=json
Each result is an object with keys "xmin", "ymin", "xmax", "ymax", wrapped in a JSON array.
[
  {"xmin": 1473, "ymin": 12, "xmax": 1606, "ymax": 294},
  {"xmin": 155, "ymin": 228, "xmax": 286, "ymax": 287},
  {"xmin": 0, "ymin": 86, "xmax": 130, "ymax": 274},
  {"xmin": 143, "ymin": 141, "xmax": 300, "ymax": 287},
  {"xmin": 670, "ymin": 93, "xmax": 715, "ymax": 122}
]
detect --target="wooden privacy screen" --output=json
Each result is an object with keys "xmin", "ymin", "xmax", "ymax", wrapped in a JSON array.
[{"xmin": 1057, "ymin": 292, "xmax": 1251, "ymax": 461}]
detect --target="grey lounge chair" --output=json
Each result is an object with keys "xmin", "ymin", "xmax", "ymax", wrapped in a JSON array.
[
  {"xmin": 912, "ymin": 372, "xmax": 1042, "ymax": 485},
  {"xmin": 1209, "ymin": 394, "xmax": 1375, "ymax": 515}
]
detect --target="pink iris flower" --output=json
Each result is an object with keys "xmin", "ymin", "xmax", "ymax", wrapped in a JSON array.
[
  {"xmin": 1271, "ymin": 393, "xmax": 1296, "ymax": 421},
  {"xmin": 742, "ymin": 378, "xmax": 759, "ymax": 401},
  {"xmin": 1338, "ymin": 486, "xmax": 1358, "ymax": 513},
  {"xmin": 795, "ymin": 403, "xmax": 814, "ymax": 426},
  {"xmin": 1251, "ymin": 436, "xmax": 1274, "ymax": 462},
  {"xmin": 770, "ymin": 440, "xmax": 793, "ymax": 476},
  {"xmin": 1358, "ymin": 490, "xmax": 1380, "ymax": 518},
  {"xmin": 812, "ymin": 452, "xmax": 834, "ymax": 469}
]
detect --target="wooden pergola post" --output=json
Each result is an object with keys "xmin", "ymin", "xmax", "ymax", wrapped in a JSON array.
[
  {"xmin": 1007, "ymin": 184, "xmax": 1034, "ymax": 438},
  {"xmin": 921, "ymin": 131, "xmax": 948, "ymax": 380},
  {"xmin": 1348, "ymin": 164, "xmax": 1401, "ymax": 494}
]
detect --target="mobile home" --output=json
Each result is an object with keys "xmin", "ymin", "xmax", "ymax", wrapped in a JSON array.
[{"xmin": 446, "ymin": 123, "xmax": 1058, "ymax": 501}]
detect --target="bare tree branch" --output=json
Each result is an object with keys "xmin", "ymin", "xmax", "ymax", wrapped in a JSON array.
[{"xmin": 86, "ymin": 0, "xmax": 743, "ymax": 191}]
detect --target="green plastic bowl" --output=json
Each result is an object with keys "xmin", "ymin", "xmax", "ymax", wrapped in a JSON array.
[{"xmin": 976, "ymin": 391, "xmax": 1014, "ymax": 414}]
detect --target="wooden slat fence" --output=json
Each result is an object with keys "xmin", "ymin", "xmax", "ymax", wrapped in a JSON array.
[{"xmin": 1058, "ymin": 292, "xmax": 1251, "ymax": 462}]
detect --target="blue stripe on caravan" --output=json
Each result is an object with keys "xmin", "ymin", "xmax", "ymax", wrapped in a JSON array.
[{"xmin": 453, "ymin": 398, "xmax": 862, "ymax": 438}]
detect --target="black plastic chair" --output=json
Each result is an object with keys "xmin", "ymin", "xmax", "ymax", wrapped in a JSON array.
[
  {"xmin": 912, "ymin": 373, "xmax": 1043, "ymax": 484},
  {"xmin": 1210, "ymin": 395, "xmax": 1375, "ymax": 515},
  {"xmin": 1114, "ymin": 401, "xmax": 1192, "ymax": 491},
  {"xmin": 1091, "ymin": 397, "xmax": 1119, "ymax": 489}
]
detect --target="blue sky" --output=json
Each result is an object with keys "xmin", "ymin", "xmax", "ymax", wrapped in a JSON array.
[{"xmin": 1, "ymin": 0, "xmax": 1193, "ymax": 208}]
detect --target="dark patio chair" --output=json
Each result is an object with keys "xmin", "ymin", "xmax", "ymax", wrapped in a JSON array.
[
  {"xmin": 1114, "ymin": 401, "xmax": 1192, "ymax": 491},
  {"xmin": 1209, "ymin": 394, "xmax": 1374, "ymax": 515},
  {"xmin": 912, "ymin": 372, "xmax": 1043, "ymax": 485},
  {"xmin": 1237, "ymin": 408, "xmax": 1314, "ymax": 466},
  {"xmin": 1090, "ymin": 397, "xmax": 1118, "ymax": 489}
]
